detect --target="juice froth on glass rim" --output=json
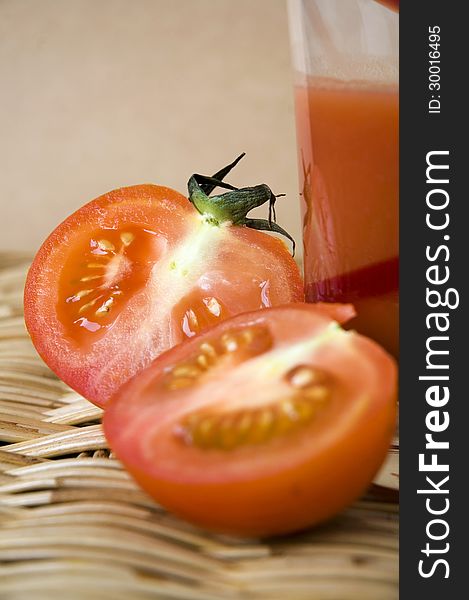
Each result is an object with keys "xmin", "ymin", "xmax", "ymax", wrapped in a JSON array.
[{"xmin": 294, "ymin": 77, "xmax": 399, "ymax": 356}]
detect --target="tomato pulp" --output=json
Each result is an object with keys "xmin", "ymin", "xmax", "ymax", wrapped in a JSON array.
[{"xmin": 104, "ymin": 304, "xmax": 397, "ymax": 537}]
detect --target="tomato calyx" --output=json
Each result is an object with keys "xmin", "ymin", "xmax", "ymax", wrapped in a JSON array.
[{"xmin": 188, "ymin": 154, "xmax": 296, "ymax": 255}]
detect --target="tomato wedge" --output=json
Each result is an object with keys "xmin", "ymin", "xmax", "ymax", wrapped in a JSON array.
[
  {"xmin": 24, "ymin": 158, "xmax": 303, "ymax": 407},
  {"xmin": 104, "ymin": 303, "xmax": 397, "ymax": 537}
]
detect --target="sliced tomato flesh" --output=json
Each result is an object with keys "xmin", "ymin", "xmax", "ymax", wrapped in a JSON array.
[
  {"xmin": 24, "ymin": 185, "xmax": 303, "ymax": 407},
  {"xmin": 104, "ymin": 304, "xmax": 397, "ymax": 537}
]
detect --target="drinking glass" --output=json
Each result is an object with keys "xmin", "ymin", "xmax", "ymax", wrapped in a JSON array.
[{"xmin": 287, "ymin": 0, "xmax": 399, "ymax": 356}]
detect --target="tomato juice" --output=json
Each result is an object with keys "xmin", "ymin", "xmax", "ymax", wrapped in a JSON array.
[{"xmin": 294, "ymin": 78, "xmax": 399, "ymax": 356}]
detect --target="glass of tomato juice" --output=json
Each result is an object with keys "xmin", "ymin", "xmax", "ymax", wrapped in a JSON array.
[{"xmin": 287, "ymin": 0, "xmax": 399, "ymax": 356}]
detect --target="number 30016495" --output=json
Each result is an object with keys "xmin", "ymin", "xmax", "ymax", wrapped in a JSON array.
[{"xmin": 428, "ymin": 26, "xmax": 441, "ymax": 113}]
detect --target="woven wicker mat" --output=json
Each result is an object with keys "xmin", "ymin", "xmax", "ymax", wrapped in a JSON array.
[{"xmin": 0, "ymin": 253, "xmax": 398, "ymax": 600}]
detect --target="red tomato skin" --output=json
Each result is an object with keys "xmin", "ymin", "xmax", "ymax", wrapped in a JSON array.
[
  {"xmin": 24, "ymin": 185, "xmax": 304, "ymax": 407},
  {"xmin": 128, "ymin": 407, "xmax": 393, "ymax": 538},
  {"xmin": 104, "ymin": 304, "xmax": 397, "ymax": 538}
]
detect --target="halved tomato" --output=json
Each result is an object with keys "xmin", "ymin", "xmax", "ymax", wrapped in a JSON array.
[
  {"xmin": 24, "ymin": 159, "xmax": 303, "ymax": 407},
  {"xmin": 104, "ymin": 303, "xmax": 397, "ymax": 537}
]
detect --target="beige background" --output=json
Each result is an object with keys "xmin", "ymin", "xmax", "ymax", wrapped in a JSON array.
[{"xmin": 1, "ymin": 0, "xmax": 301, "ymax": 255}]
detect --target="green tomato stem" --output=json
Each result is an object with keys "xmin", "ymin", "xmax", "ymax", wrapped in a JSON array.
[{"xmin": 187, "ymin": 155, "xmax": 296, "ymax": 255}]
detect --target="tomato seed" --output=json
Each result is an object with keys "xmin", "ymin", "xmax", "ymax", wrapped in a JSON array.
[
  {"xmin": 221, "ymin": 334, "xmax": 238, "ymax": 352},
  {"xmin": 237, "ymin": 413, "xmax": 253, "ymax": 437},
  {"xmin": 193, "ymin": 417, "xmax": 216, "ymax": 448},
  {"xmin": 293, "ymin": 398, "xmax": 315, "ymax": 421},
  {"xmin": 196, "ymin": 354, "xmax": 209, "ymax": 369},
  {"xmin": 204, "ymin": 296, "xmax": 222, "ymax": 317},
  {"xmin": 286, "ymin": 365, "xmax": 329, "ymax": 389},
  {"xmin": 302, "ymin": 385, "xmax": 329, "ymax": 402},
  {"xmin": 199, "ymin": 342, "xmax": 217, "ymax": 359},
  {"xmin": 73, "ymin": 289, "xmax": 93, "ymax": 300},
  {"xmin": 120, "ymin": 232, "xmax": 135, "ymax": 246},
  {"xmin": 95, "ymin": 297, "xmax": 114, "ymax": 315},
  {"xmin": 79, "ymin": 297, "xmax": 100, "ymax": 314},
  {"xmin": 218, "ymin": 416, "xmax": 240, "ymax": 450},
  {"xmin": 166, "ymin": 377, "xmax": 195, "ymax": 391},
  {"xmin": 97, "ymin": 239, "xmax": 115, "ymax": 252},
  {"xmin": 280, "ymin": 399, "xmax": 298, "ymax": 420},
  {"xmin": 172, "ymin": 365, "xmax": 200, "ymax": 378}
]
